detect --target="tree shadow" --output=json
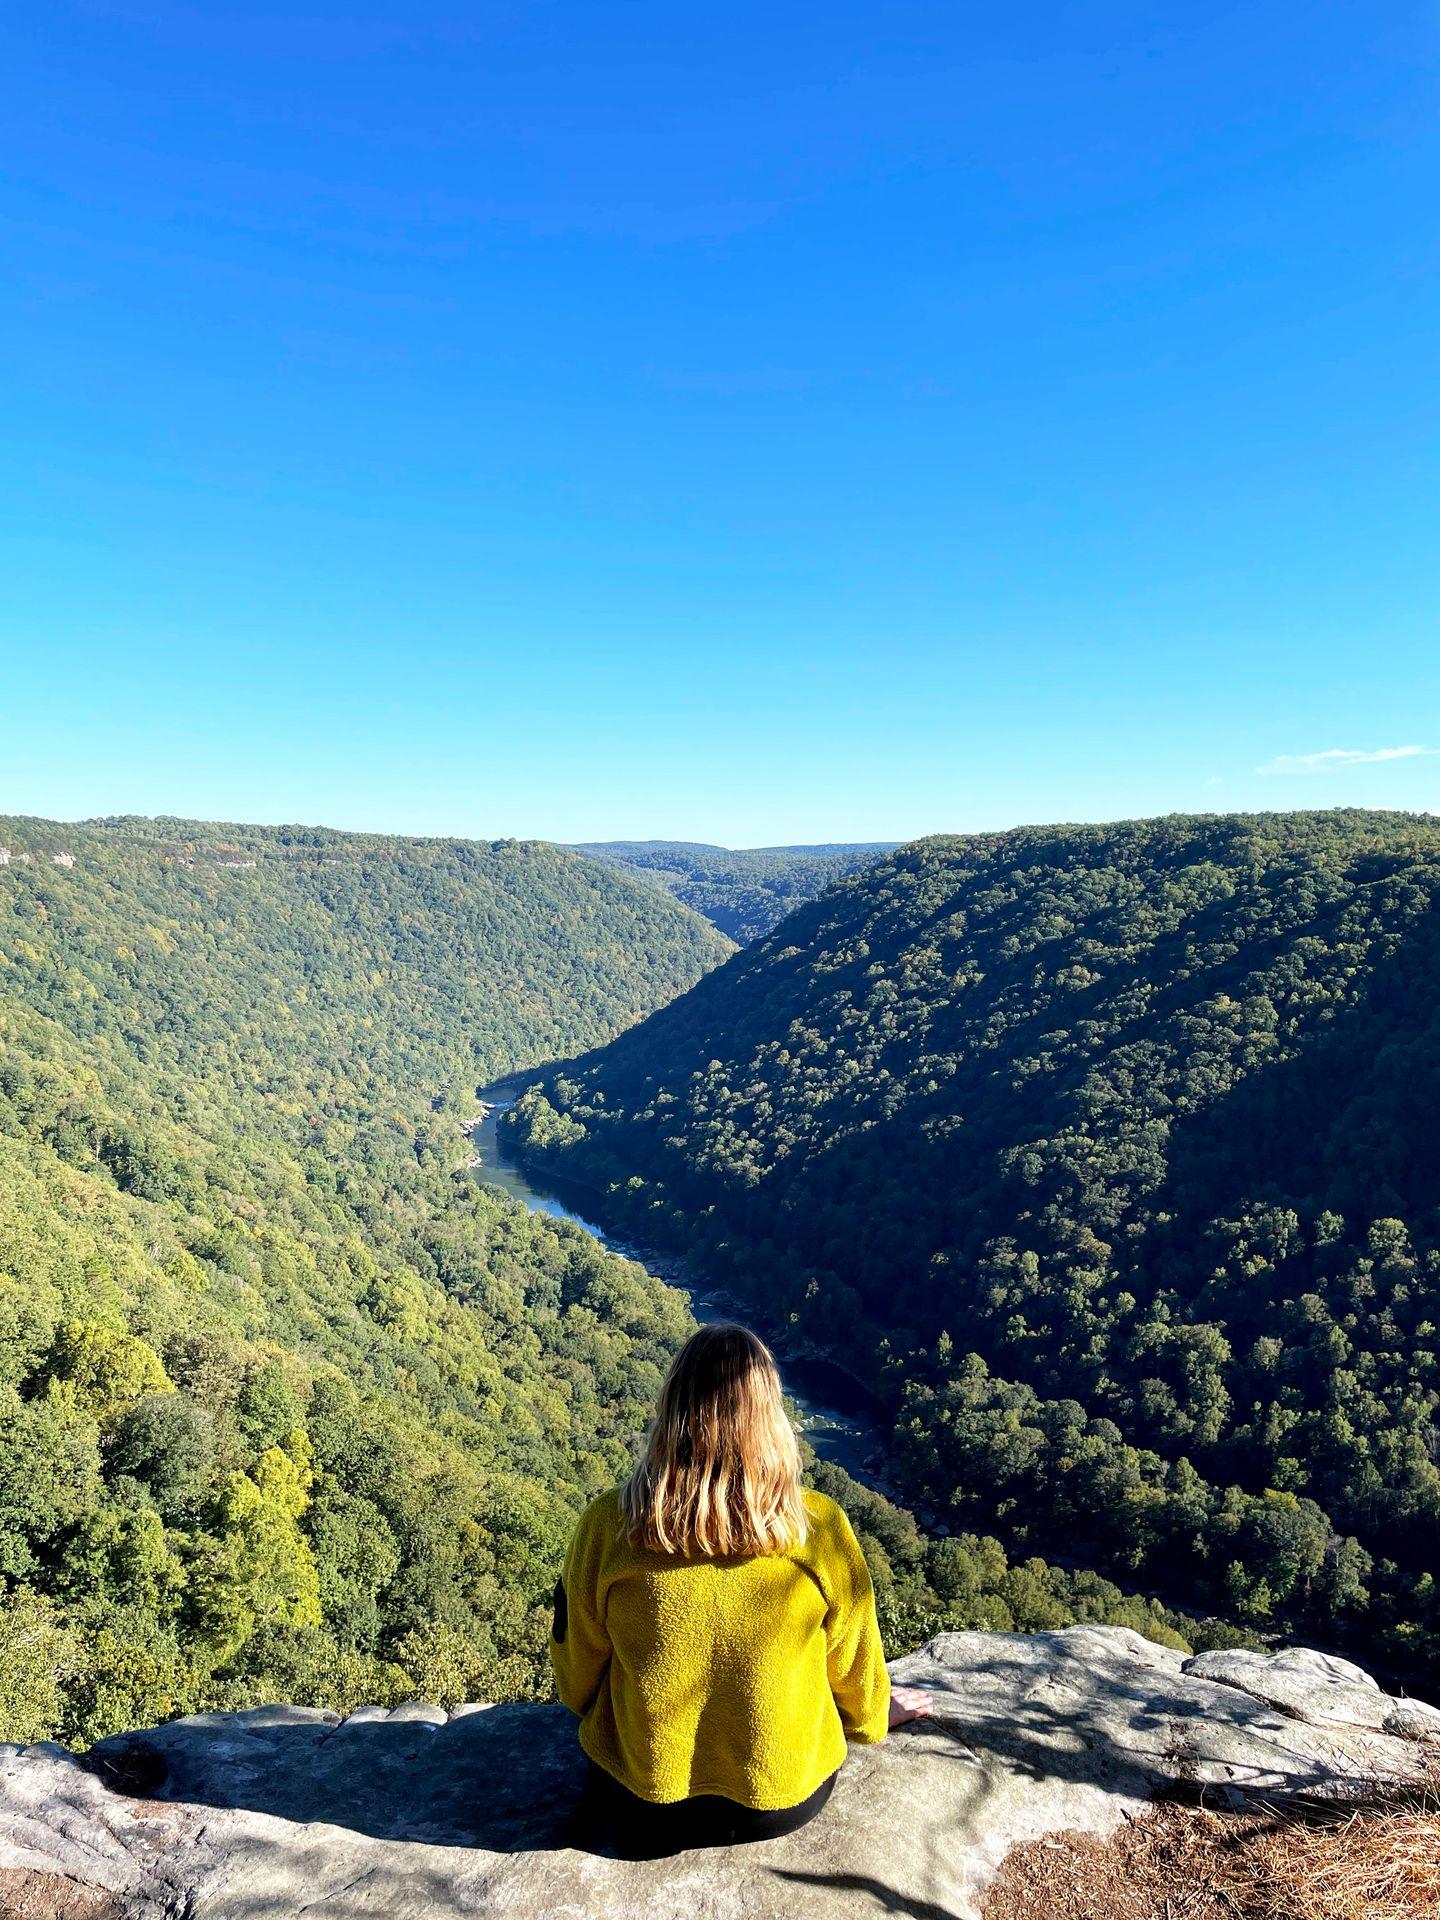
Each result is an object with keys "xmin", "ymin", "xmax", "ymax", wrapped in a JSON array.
[{"xmin": 768, "ymin": 1871, "xmax": 961, "ymax": 1919}]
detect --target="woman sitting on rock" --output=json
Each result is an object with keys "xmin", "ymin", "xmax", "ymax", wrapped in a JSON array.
[{"xmin": 551, "ymin": 1321, "xmax": 931, "ymax": 1855}]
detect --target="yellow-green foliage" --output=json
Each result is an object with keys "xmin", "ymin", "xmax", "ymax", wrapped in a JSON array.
[
  {"xmin": 43, "ymin": 1321, "xmax": 173, "ymax": 1420},
  {"xmin": 0, "ymin": 815, "xmax": 714, "ymax": 1745}
]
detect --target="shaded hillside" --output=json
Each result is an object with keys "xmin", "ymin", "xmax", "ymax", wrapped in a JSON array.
[
  {"xmin": 574, "ymin": 839, "xmax": 895, "ymax": 942},
  {"xmin": 0, "ymin": 815, "xmax": 728, "ymax": 1744},
  {"xmin": 504, "ymin": 812, "xmax": 1440, "ymax": 1679}
]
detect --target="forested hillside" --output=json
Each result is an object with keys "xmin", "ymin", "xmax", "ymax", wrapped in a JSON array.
[
  {"xmin": 574, "ymin": 840, "xmax": 894, "ymax": 942},
  {"xmin": 1, "ymin": 816, "xmax": 728, "ymax": 1108},
  {"xmin": 0, "ymin": 816, "xmax": 727, "ymax": 1744},
  {"xmin": 0, "ymin": 812, "xmax": 1231, "ymax": 1748},
  {"xmin": 505, "ymin": 812, "xmax": 1440, "ymax": 1682}
]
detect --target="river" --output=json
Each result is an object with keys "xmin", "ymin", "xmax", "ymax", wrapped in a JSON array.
[{"xmin": 468, "ymin": 1089, "xmax": 887, "ymax": 1484}]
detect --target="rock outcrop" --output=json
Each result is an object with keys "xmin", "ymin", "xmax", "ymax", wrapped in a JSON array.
[{"xmin": 2, "ymin": 1628, "xmax": 1436, "ymax": 1919}]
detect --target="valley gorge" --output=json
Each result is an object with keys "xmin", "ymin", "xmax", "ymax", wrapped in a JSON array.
[{"xmin": 2, "ymin": 807, "xmax": 1440, "ymax": 1917}]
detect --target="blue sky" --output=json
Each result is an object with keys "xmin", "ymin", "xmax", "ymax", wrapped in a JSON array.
[{"xmin": 3, "ymin": 2, "xmax": 1437, "ymax": 844}]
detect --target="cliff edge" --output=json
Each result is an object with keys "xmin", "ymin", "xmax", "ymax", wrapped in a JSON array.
[{"xmin": 3, "ymin": 1627, "xmax": 1438, "ymax": 1920}]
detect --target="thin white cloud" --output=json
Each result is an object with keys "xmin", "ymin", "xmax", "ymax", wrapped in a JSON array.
[{"xmin": 1256, "ymin": 745, "xmax": 1437, "ymax": 776}]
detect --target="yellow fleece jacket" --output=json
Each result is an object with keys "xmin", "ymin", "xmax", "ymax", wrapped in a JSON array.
[{"xmin": 550, "ymin": 1486, "xmax": 891, "ymax": 1809}]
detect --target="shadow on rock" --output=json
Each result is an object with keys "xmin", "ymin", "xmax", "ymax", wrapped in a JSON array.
[{"xmin": 88, "ymin": 1702, "xmax": 591, "ymax": 1853}]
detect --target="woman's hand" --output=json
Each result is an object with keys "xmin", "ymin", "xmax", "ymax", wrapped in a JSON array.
[{"xmin": 888, "ymin": 1686, "xmax": 932, "ymax": 1728}]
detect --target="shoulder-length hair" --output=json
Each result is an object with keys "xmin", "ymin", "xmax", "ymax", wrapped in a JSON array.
[{"xmin": 620, "ymin": 1323, "xmax": 807, "ymax": 1558}]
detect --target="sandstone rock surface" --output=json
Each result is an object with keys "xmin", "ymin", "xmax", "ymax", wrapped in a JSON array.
[{"xmin": 2, "ymin": 1627, "xmax": 1435, "ymax": 1920}]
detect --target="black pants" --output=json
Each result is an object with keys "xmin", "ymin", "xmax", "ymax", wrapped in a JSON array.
[{"xmin": 578, "ymin": 1761, "xmax": 837, "ymax": 1858}]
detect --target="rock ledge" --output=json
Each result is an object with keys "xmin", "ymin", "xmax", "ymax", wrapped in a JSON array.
[{"xmin": 2, "ymin": 1627, "xmax": 1435, "ymax": 1919}]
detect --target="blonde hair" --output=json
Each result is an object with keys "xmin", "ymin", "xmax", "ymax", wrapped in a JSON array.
[{"xmin": 620, "ymin": 1324, "xmax": 808, "ymax": 1558}]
